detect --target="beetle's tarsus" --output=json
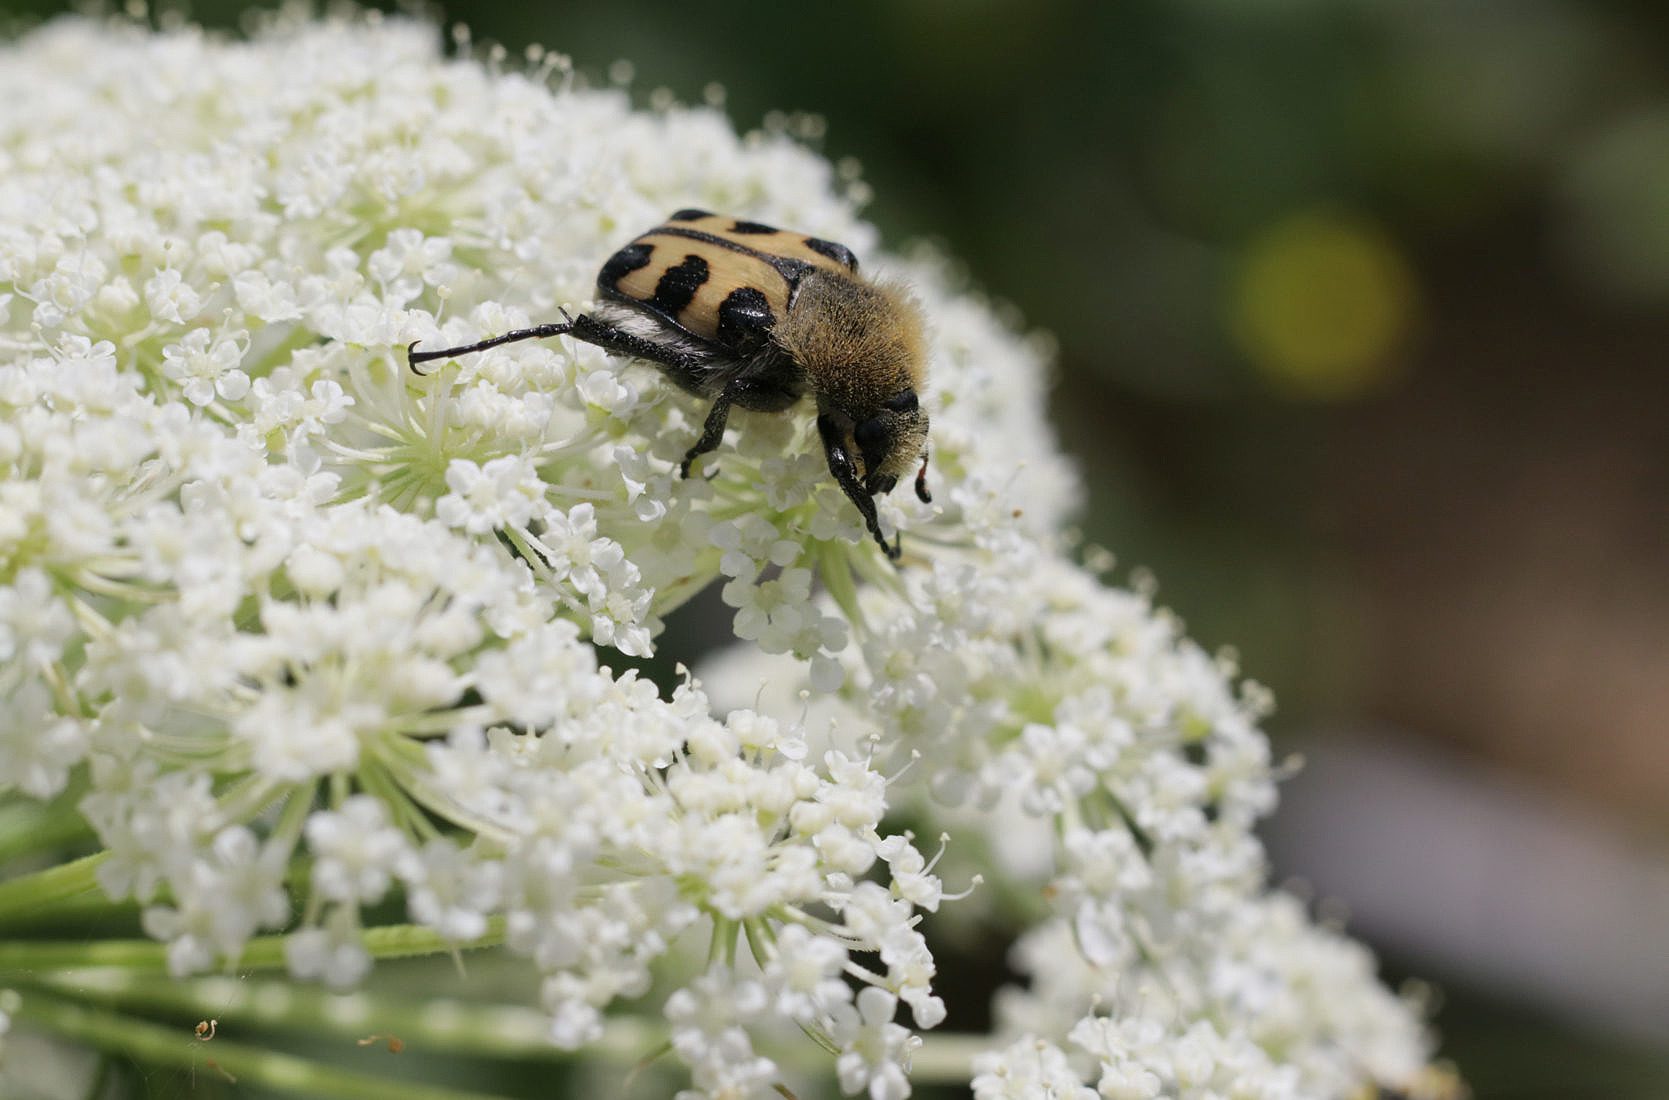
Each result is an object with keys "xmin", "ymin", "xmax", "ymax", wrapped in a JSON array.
[{"xmin": 406, "ymin": 340, "xmax": 430, "ymax": 376}]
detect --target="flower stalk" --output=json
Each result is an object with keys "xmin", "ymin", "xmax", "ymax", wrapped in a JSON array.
[
  {"xmin": 11, "ymin": 986, "xmax": 513, "ymax": 1100},
  {"xmin": 0, "ymin": 854, "xmax": 107, "ymax": 925},
  {"xmin": 0, "ymin": 921, "xmax": 506, "ymax": 974}
]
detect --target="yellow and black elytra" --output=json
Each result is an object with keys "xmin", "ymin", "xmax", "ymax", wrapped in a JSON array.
[{"xmin": 409, "ymin": 210, "xmax": 932, "ymax": 559}]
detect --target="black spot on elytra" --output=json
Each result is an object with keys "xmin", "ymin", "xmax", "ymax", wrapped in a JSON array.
[
  {"xmin": 598, "ymin": 242, "xmax": 653, "ymax": 292},
  {"xmin": 668, "ymin": 208, "xmax": 712, "ymax": 222},
  {"xmin": 804, "ymin": 236, "xmax": 858, "ymax": 271},
  {"xmin": 730, "ymin": 219, "xmax": 778, "ymax": 235},
  {"xmin": 651, "ymin": 254, "xmax": 710, "ymax": 315},
  {"xmin": 716, "ymin": 286, "xmax": 775, "ymax": 353}
]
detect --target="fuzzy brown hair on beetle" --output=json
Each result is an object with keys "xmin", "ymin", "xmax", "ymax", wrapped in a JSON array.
[{"xmin": 408, "ymin": 210, "xmax": 932, "ymax": 559}]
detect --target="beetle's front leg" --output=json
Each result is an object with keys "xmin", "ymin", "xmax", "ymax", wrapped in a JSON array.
[{"xmin": 817, "ymin": 413, "xmax": 900, "ymax": 560}]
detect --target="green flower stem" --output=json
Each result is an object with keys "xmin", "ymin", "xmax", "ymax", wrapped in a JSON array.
[
  {"xmin": 15, "ymin": 967, "xmax": 989, "ymax": 1087},
  {"xmin": 816, "ymin": 541, "xmax": 865, "ymax": 632},
  {"xmin": 0, "ymin": 889, "xmax": 138, "ymax": 932},
  {"xmin": 907, "ymin": 1032, "xmax": 987, "ymax": 1085},
  {"xmin": 0, "ymin": 791, "xmax": 95, "ymax": 864},
  {"xmin": 22, "ymin": 968, "xmax": 662, "ymax": 1062},
  {"xmin": 9, "ymin": 986, "xmax": 517, "ymax": 1100},
  {"xmin": 0, "ymin": 918, "xmax": 507, "ymax": 973},
  {"xmin": 0, "ymin": 852, "xmax": 106, "ymax": 925},
  {"xmin": 0, "ymin": 811, "xmax": 95, "ymax": 864}
]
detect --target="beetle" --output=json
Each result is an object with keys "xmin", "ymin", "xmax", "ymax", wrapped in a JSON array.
[{"xmin": 409, "ymin": 210, "xmax": 931, "ymax": 558}]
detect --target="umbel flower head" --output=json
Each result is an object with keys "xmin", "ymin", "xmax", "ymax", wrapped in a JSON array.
[{"xmin": 0, "ymin": 8, "xmax": 1449, "ymax": 1099}]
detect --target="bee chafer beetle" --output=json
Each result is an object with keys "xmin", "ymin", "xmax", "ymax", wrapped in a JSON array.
[{"xmin": 408, "ymin": 210, "xmax": 932, "ymax": 559}]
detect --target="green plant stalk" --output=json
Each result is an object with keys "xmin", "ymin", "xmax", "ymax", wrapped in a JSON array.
[
  {"xmin": 0, "ymin": 918, "xmax": 507, "ymax": 973},
  {"xmin": 15, "ymin": 968, "xmax": 987, "ymax": 1085},
  {"xmin": 0, "ymin": 792, "xmax": 95, "ymax": 864},
  {"xmin": 9, "ymin": 986, "xmax": 517, "ymax": 1100},
  {"xmin": 908, "ymin": 1032, "xmax": 986, "ymax": 1084},
  {"xmin": 0, "ymin": 890, "xmax": 139, "ymax": 930},
  {"xmin": 0, "ymin": 852, "xmax": 105, "ymax": 924},
  {"xmin": 6, "ymin": 961, "xmax": 988, "ymax": 1088},
  {"xmin": 20, "ymin": 968, "xmax": 658, "ymax": 1061}
]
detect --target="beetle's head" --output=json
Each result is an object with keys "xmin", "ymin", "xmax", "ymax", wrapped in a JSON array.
[{"xmin": 847, "ymin": 389, "xmax": 930, "ymax": 497}]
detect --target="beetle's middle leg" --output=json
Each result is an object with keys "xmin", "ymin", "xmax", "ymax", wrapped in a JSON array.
[{"xmin": 681, "ymin": 378, "xmax": 800, "ymax": 478}]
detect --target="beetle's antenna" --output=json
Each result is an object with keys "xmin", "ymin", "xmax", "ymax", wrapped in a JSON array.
[
  {"xmin": 407, "ymin": 312, "xmax": 576, "ymax": 374},
  {"xmin": 914, "ymin": 451, "xmax": 932, "ymax": 504}
]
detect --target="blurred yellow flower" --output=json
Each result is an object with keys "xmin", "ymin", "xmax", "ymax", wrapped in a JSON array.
[{"xmin": 1230, "ymin": 211, "xmax": 1418, "ymax": 399}]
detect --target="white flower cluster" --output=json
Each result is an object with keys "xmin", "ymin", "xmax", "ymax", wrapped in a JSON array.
[
  {"xmin": 710, "ymin": 515, "xmax": 1433, "ymax": 1096},
  {"xmin": 0, "ymin": 9, "xmax": 1438, "ymax": 1099}
]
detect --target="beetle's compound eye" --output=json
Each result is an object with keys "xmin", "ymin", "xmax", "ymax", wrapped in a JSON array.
[
  {"xmin": 854, "ymin": 417, "xmax": 888, "ymax": 452},
  {"xmin": 884, "ymin": 391, "xmax": 918, "ymax": 414}
]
